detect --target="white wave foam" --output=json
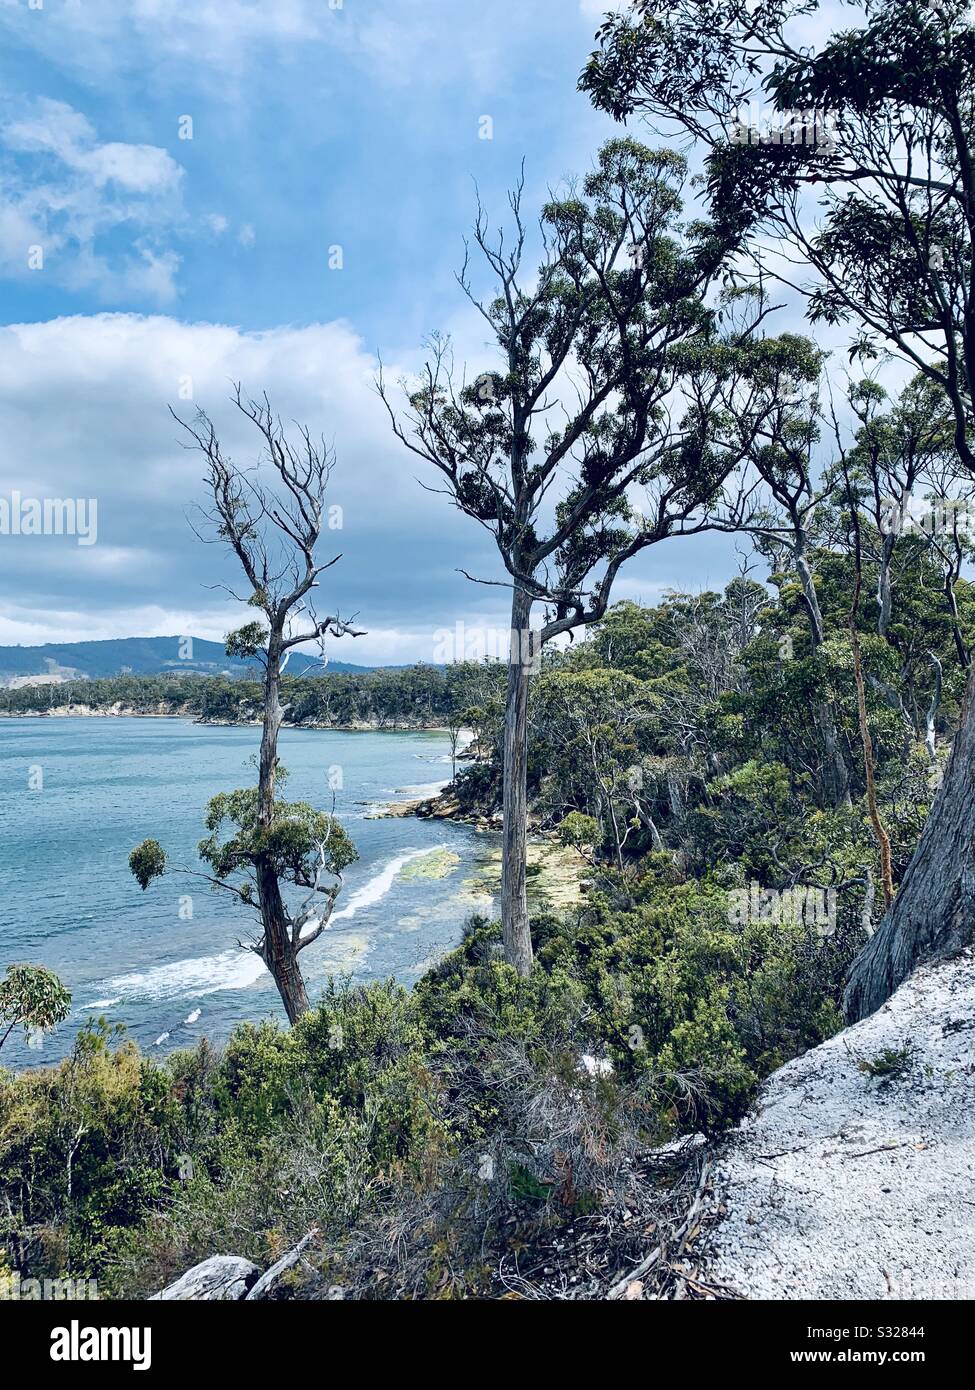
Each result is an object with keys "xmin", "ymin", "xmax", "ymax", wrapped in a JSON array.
[
  {"xmin": 85, "ymin": 846, "xmax": 450, "ymax": 1004},
  {"xmin": 97, "ymin": 948, "xmax": 267, "ymax": 1004},
  {"xmin": 330, "ymin": 844, "xmax": 447, "ymax": 922}
]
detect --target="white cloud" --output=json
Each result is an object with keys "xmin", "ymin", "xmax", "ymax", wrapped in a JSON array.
[
  {"xmin": 0, "ymin": 308, "xmax": 767, "ymax": 659},
  {"xmin": 0, "ymin": 0, "xmax": 587, "ymax": 94},
  {"xmin": 0, "ymin": 312, "xmax": 502, "ymax": 662},
  {"xmin": 4, "ymin": 101, "xmax": 181, "ymax": 193},
  {"xmin": 0, "ymin": 602, "xmax": 233, "ymax": 649},
  {"xmin": 0, "ymin": 0, "xmax": 328, "ymax": 74},
  {"xmin": 0, "ymin": 99, "xmax": 185, "ymax": 302}
]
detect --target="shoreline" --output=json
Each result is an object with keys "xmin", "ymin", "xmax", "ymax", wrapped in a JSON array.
[
  {"xmin": 0, "ymin": 705, "xmax": 465, "ymax": 736},
  {"xmin": 376, "ymin": 785, "xmax": 588, "ymax": 908}
]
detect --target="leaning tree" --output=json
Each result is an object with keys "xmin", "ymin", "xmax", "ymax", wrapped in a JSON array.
[
  {"xmin": 130, "ymin": 390, "xmax": 360, "ymax": 1024},
  {"xmin": 382, "ymin": 137, "xmax": 804, "ymax": 975},
  {"xmin": 583, "ymin": 0, "xmax": 975, "ymax": 1018}
]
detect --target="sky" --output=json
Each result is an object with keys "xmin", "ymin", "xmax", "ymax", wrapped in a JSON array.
[{"xmin": 0, "ymin": 0, "xmax": 815, "ymax": 666}]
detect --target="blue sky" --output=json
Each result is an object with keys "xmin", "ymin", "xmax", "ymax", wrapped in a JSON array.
[{"xmin": 0, "ymin": 0, "xmax": 757, "ymax": 664}]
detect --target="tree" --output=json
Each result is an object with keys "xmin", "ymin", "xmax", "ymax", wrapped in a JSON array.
[
  {"xmin": 382, "ymin": 138, "xmax": 788, "ymax": 975},
  {"xmin": 716, "ymin": 338, "xmax": 856, "ymax": 806},
  {"xmin": 130, "ymin": 389, "xmax": 360, "ymax": 1024},
  {"xmin": 582, "ymin": 0, "xmax": 975, "ymax": 1017},
  {"xmin": 540, "ymin": 667, "xmax": 661, "ymax": 873},
  {"xmin": 0, "ymin": 964, "xmax": 71, "ymax": 1054}
]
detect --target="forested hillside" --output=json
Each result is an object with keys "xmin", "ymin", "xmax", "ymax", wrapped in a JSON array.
[
  {"xmin": 0, "ymin": 635, "xmax": 369, "ymax": 683},
  {"xmin": 3, "ymin": 491, "xmax": 971, "ymax": 1295},
  {"xmin": 0, "ymin": 662, "xmax": 497, "ymax": 732}
]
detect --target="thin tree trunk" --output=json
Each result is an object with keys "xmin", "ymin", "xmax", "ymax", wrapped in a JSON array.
[
  {"xmin": 795, "ymin": 551, "xmax": 852, "ymax": 808},
  {"xmin": 944, "ymin": 571, "xmax": 970, "ymax": 669},
  {"xmin": 633, "ymin": 798, "xmax": 664, "ymax": 851},
  {"xmin": 876, "ymin": 530, "xmax": 895, "ymax": 639},
  {"xmin": 844, "ymin": 662, "xmax": 975, "ymax": 1021},
  {"xmin": 257, "ymin": 632, "xmax": 311, "ymax": 1022},
  {"xmin": 925, "ymin": 654, "xmax": 943, "ymax": 763},
  {"xmin": 850, "ymin": 615, "xmax": 895, "ymax": 910},
  {"xmin": 258, "ymin": 638, "xmax": 282, "ymax": 824},
  {"xmin": 501, "ymin": 585, "xmax": 534, "ymax": 976}
]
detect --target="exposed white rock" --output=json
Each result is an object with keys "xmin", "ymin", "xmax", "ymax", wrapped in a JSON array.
[
  {"xmin": 151, "ymin": 1255, "xmax": 259, "ymax": 1301},
  {"xmin": 701, "ymin": 948, "xmax": 975, "ymax": 1300}
]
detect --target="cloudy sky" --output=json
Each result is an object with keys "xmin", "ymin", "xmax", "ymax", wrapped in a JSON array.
[{"xmin": 0, "ymin": 0, "xmax": 775, "ymax": 665}]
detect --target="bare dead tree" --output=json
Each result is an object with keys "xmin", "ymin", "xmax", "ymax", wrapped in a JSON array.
[{"xmin": 131, "ymin": 388, "xmax": 362, "ymax": 1024}]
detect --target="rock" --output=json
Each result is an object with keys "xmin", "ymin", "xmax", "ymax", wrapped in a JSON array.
[
  {"xmin": 151, "ymin": 1256, "xmax": 260, "ymax": 1301},
  {"xmin": 700, "ymin": 947, "xmax": 975, "ymax": 1300}
]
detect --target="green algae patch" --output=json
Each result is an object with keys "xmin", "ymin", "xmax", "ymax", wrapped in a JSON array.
[
  {"xmin": 466, "ymin": 839, "xmax": 587, "ymax": 910},
  {"xmin": 399, "ymin": 848, "xmax": 461, "ymax": 881}
]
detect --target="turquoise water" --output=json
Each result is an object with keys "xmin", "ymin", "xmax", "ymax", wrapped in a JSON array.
[{"xmin": 0, "ymin": 717, "xmax": 494, "ymax": 1068}]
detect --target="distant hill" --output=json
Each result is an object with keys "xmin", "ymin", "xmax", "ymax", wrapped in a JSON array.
[{"xmin": 0, "ymin": 637, "xmax": 375, "ymax": 685}]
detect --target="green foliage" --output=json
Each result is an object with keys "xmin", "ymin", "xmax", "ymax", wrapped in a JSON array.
[
  {"xmin": 0, "ymin": 1023, "xmax": 182, "ymax": 1278},
  {"xmin": 0, "ymin": 662, "xmax": 494, "ymax": 733},
  {"xmin": 224, "ymin": 622, "xmax": 269, "ymax": 660},
  {"xmin": 0, "ymin": 965, "xmax": 72, "ymax": 1051},
  {"xmin": 198, "ymin": 787, "xmax": 358, "ymax": 885},
  {"xmin": 857, "ymin": 1045, "xmax": 915, "ymax": 1087},
  {"xmin": 0, "ymin": 860, "xmax": 857, "ymax": 1296},
  {"xmin": 558, "ymin": 811, "xmax": 599, "ymax": 849},
  {"xmin": 128, "ymin": 839, "xmax": 166, "ymax": 891}
]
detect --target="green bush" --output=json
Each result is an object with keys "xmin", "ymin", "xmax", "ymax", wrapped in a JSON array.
[{"xmin": 0, "ymin": 867, "xmax": 856, "ymax": 1296}]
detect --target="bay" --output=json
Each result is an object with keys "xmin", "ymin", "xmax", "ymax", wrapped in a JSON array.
[{"xmin": 0, "ymin": 716, "xmax": 494, "ymax": 1068}]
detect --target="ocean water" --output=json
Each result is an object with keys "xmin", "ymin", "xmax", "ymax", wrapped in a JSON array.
[{"xmin": 0, "ymin": 717, "xmax": 495, "ymax": 1068}]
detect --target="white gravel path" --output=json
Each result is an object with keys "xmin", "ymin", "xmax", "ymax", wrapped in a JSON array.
[{"xmin": 701, "ymin": 949, "xmax": 975, "ymax": 1300}]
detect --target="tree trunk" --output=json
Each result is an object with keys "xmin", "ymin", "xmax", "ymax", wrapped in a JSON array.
[
  {"xmin": 844, "ymin": 663, "xmax": 975, "ymax": 1021},
  {"xmin": 258, "ymin": 858, "xmax": 309, "ymax": 1024},
  {"xmin": 944, "ymin": 571, "xmax": 970, "ymax": 669},
  {"xmin": 501, "ymin": 585, "xmax": 535, "ymax": 977},
  {"xmin": 795, "ymin": 551, "xmax": 852, "ymax": 808},
  {"xmin": 812, "ymin": 702, "xmax": 852, "ymax": 808},
  {"xmin": 257, "ymin": 632, "xmax": 311, "ymax": 1022},
  {"xmin": 876, "ymin": 530, "xmax": 895, "ymax": 639},
  {"xmin": 258, "ymin": 639, "xmax": 282, "ymax": 825}
]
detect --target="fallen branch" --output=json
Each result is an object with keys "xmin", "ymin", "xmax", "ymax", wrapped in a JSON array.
[
  {"xmin": 607, "ymin": 1157, "xmax": 711, "ymax": 1300},
  {"xmin": 245, "ymin": 1229, "xmax": 319, "ymax": 1301}
]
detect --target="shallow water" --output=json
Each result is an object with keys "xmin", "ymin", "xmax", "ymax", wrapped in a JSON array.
[{"xmin": 0, "ymin": 717, "xmax": 494, "ymax": 1067}]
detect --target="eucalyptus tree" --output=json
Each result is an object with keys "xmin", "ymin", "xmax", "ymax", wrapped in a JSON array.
[
  {"xmin": 536, "ymin": 666, "xmax": 661, "ymax": 867},
  {"xmin": 382, "ymin": 137, "xmax": 791, "ymax": 975},
  {"xmin": 715, "ymin": 336, "xmax": 857, "ymax": 806},
  {"xmin": 583, "ymin": 0, "xmax": 975, "ymax": 1017},
  {"xmin": 0, "ymin": 964, "xmax": 71, "ymax": 1055},
  {"xmin": 130, "ymin": 390, "xmax": 360, "ymax": 1024}
]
